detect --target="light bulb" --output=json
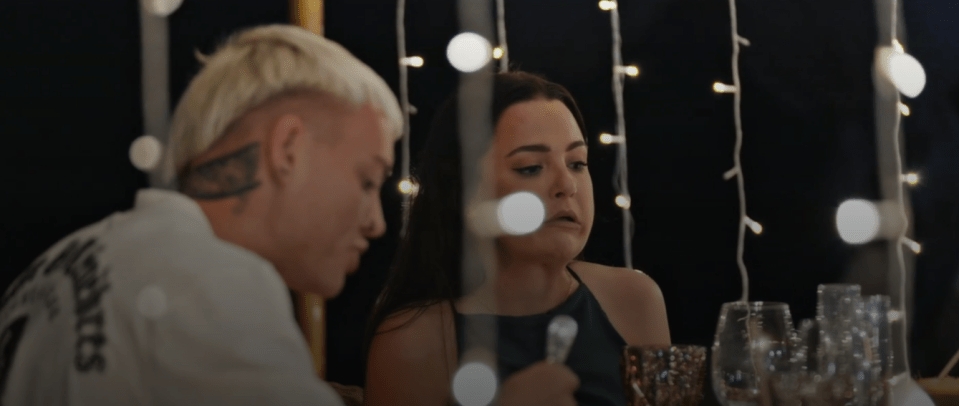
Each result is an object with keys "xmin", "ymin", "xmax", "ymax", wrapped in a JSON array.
[
  {"xmin": 836, "ymin": 199, "xmax": 881, "ymax": 244},
  {"xmin": 744, "ymin": 217, "xmax": 763, "ymax": 235},
  {"xmin": 899, "ymin": 102, "xmax": 911, "ymax": 116},
  {"xmin": 902, "ymin": 172, "xmax": 919, "ymax": 186},
  {"xmin": 903, "ymin": 237, "xmax": 922, "ymax": 254},
  {"xmin": 615, "ymin": 195, "xmax": 631, "ymax": 209},
  {"xmin": 620, "ymin": 65, "xmax": 640, "ymax": 77},
  {"xmin": 398, "ymin": 178, "xmax": 419, "ymax": 195},
  {"xmin": 493, "ymin": 47, "xmax": 504, "ymax": 59},
  {"xmin": 497, "ymin": 192, "xmax": 546, "ymax": 235},
  {"xmin": 723, "ymin": 167, "xmax": 739, "ymax": 180},
  {"xmin": 878, "ymin": 46, "xmax": 926, "ymax": 98},
  {"xmin": 447, "ymin": 32, "xmax": 492, "ymax": 73},
  {"xmin": 713, "ymin": 82, "xmax": 736, "ymax": 93},
  {"xmin": 598, "ymin": 0, "xmax": 617, "ymax": 10},
  {"xmin": 452, "ymin": 362, "xmax": 498, "ymax": 406},
  {"xmin": 129, "ymin": 135, "xmax": 163, "ymax": 171},
  {"xmin": 599, "ymin": 133, "xmax": 622, "ymax": 144},
  {"xmin": 401, "ymin": 56, "xmax": 424, "ymax": 67},
  {"xmin": 141, "ymin": 0, "xmax": 184, "ymax": 17}
]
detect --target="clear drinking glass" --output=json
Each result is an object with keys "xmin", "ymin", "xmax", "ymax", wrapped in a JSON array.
[
  {"xmin": 622, "ymin": 345, "xmax": 707, "ymax": 406},
  {"xmin": 711, "ymin": 302, "xmax": 797, "ymax": 406},
  {"xmin": 817, "ymin": 283, "xmax": 862, "ymax": 324},
  {"xmin": 768, "ymin": 317, "xmax": 854, "ymax": 406},
  {"xmin": 816, "ymin": 283, "xmax": 873, "ymax": 406},
  {"xmin": 795, "ymin": 318, "xmax": 820, "ymax": 373},
  {"xmin": 862, "ymin": 295, "xmax": 893, "ymax": 405}
]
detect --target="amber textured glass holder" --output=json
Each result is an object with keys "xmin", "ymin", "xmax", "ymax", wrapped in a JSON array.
[{"xmin": 622, "ymin": 345, "xmax": 708, "ymax": 406}]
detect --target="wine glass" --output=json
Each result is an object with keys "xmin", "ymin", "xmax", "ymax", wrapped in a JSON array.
[
  {"xmin": 711, "ymin": 301, "xmax": 797, "ymax": 406},
  {"xmin": 622, "ymin": 344, "xmax": 707, "ymax": 406}
]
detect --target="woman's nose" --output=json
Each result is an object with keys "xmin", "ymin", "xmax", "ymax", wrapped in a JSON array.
[{"xmin": 551, "ymin": 167, "xmax": 577, "ymax": 198}]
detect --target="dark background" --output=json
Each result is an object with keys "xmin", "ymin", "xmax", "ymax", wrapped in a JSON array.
[{"xmin": 2, "ymin": 0, "xmax": 958, "ymax": 401}]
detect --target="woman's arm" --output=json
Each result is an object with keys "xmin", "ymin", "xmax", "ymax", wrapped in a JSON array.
[
  {"xmin": 615, "ymin": 269, "xmax": 671, "ymax": 346},
  {"xmin": 365, "ymin": 305, "xmax": 458, "ymax": 406}
]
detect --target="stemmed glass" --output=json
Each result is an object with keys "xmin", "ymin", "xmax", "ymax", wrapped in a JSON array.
[{"xmin": 711, "ymin": 301, "xmax": 797, "ymax": 406}]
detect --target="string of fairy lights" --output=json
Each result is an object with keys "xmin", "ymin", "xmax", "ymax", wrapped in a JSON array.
[
  {"xmin": 713, "ymin": 0, "xmax": 757, "ymax": 303},
  {"xmin": 129, "ymin": 0, "xmax": 177, "ymax": 184},
  {"xmin": 494, "ymin": 0, "xmax": 509, "ymax": 73},
  {"xmin": 598, "ymin": 0, "xmax": 639, "ymax": 271},
  {"xmin": 709, "ymin": 0, "xmax": 928, "ymax": 307},
  {"xmin": 395, "ymin": 0, "xmax": 421, "ymax": 236},
  {"xmin": 877, "ymin": 0, "xmax": 929, "ymax": 386},
  {"xmin": 837, "ymin": 38, "xmax": 924, "ymax": 251},
  {"xmin": 834, "ymin": 5, "xmax": 927, "ymax": 382}
]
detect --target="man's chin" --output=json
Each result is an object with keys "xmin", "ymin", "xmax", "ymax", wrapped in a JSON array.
[
  {"xmin": 323, "ymin": 274, "xmax": 349, "ymax": 299},
  {"xmin": 346, "ymin": 262, "xmax": 360, "ymax": 276},
  {"xmin": 294, "ymin": 274, "xmax": 347, "ymax": 300}
]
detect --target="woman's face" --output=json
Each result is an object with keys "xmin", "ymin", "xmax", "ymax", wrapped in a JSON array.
[{"xmin": 484, "ymin": 98, "xmax": 594, "ymax": 262}]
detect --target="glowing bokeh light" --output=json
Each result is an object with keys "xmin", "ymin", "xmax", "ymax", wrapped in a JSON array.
[
  {"xmin": 836, "ymin": 199, "xmax": 881, "ymax": 244},
  {"xmin": 497, "ymin": 192, "xmax": 546, "ymax": 235},
  {"xmin": 398, "ymin": 178, "xmax": 419, "ymax": 195},
  {"xmin": 447, "ymin": 33, "xmax": 492, "ymax": 73},
  {"xmin": 878, "ymin": 47, "xmax": 926, "ymax": 98},
  {"xmin": 129, "ymin": 135, "xmax": 163, "ymax": 171},
  {"xmin": 599, "ymin": 0, "xmax": 617, "ymax": 10},
  {"xmin": 452, "ymin": 362, "xmax": 498, "ymax": 406}
]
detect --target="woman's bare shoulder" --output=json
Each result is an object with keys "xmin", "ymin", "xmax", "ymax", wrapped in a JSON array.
[
  {"xmin": 573, "ymin": 261, "xmax": 661, "ymax": 292},
  {"xmin": 571, "ymin": 261, "xmax": 671, "ymax": 346}
]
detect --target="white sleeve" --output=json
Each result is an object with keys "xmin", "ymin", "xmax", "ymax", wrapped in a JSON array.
[{"xmin": 143, "ymin": 263, "xmax": 344, "ymax": 406}]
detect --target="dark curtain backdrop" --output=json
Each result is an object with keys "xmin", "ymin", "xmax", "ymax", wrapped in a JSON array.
[{"xmin": 2, "ymin": 0, "xmax": 957, "ymax": 399}]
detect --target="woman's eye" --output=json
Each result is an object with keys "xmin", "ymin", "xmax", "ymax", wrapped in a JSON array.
[
  {"xmin": 570, "ymin": 161, "xmax": 589, "ymax": 171},
  {"xmin": 514, "ymin": 165, "xmax": 542, "ymax": 176}
]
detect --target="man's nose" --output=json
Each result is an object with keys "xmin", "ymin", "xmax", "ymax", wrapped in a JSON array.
[{"xmin": 363, "ymin": 197, "xmax": 387, "ymax": 239}]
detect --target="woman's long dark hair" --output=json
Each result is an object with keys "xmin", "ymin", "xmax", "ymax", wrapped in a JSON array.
[{"xmin": 364, "ymin": 71, "xmax": 587, "ymax": 365}]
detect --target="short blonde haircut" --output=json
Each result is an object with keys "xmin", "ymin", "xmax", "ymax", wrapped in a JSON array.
[{"xmin": 159, "ymin": 24, "xmax": 402, "ymax": 186}]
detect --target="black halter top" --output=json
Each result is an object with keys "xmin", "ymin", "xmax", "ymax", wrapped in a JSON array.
[{"xmin": 453, "ymin": 266, "xmax": 628, "ymax": 406}]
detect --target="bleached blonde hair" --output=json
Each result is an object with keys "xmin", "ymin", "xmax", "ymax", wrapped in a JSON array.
[{"xmin": 159, "ymin": 24, "xmax": 402, "ymax": 187}]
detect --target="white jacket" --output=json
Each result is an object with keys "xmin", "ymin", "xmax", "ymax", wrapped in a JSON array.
[{"xmin": 0, "ymin": 189, "xmax": 344, "ymax": 406}]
